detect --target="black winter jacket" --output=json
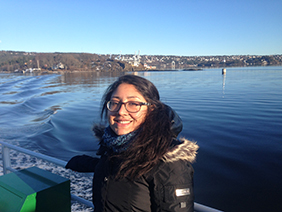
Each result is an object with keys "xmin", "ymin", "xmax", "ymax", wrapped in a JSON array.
[
  {"xmin": 66, "ymin": 106, "xmax": 198, "ymax": 211},
  {"xmin": 66, "ymin": 138, "xmax": 198, "ymax": 212}
]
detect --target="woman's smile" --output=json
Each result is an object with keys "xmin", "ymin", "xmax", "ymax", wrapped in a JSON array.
[
  {"xmin": 115, "ymin": 120, "xmax": 131, "ymax": 124},
  {"xmin": 114, "ymin": 118, "xmax": 132, "ymax": 126}
]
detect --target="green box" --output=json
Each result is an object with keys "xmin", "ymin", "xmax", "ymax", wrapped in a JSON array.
[{"xmin": 0, "ymin": 166, "xmax": 71, "ymax": 212}]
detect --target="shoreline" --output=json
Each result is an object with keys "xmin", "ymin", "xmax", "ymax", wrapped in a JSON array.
[{"xmin": 1, "ymin": 64, "xmax": 282, "ymax": 75}]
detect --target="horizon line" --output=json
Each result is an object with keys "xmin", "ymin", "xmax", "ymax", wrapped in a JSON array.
[{"xmin": 1, "ymin": 50, "xmax": 281, "ymax": 57}]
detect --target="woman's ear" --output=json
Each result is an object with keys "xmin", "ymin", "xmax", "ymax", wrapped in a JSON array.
[{"xmin": 149, "ymin": 104, "xmax": 155, "ymax": 111}]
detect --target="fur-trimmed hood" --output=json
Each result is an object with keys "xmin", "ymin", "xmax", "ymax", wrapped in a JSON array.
[{"xmin": 162, "ymin": 138, "xmax": 199, "ymax": 163}]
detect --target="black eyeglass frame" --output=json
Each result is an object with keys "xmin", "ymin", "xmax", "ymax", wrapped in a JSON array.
[{"xmin": 106, "ymin": 100, "xmax": 151, "ymax": 113}]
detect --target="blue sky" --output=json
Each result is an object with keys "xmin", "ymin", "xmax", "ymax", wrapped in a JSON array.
[{"xmin": 0, "ymin": 0, "xmax": 281, "ymax": 56}]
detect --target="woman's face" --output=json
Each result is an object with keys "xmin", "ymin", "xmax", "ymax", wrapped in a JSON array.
[{"xmin": 108, "ymin": 83, "xmax": 148, "ymax": 135}]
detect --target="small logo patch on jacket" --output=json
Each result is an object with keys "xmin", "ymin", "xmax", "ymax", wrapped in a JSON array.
[
  {"xmin": 175, "ymin": 188, "xmax": 190, "ymax": 197},
  {"xmin": 180, "ymin": 202, "xmax": 187, "ymax": 208}
]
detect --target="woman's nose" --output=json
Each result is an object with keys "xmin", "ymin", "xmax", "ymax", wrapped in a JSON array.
[{"xmin": 117, "ymin": 103, "xmax": 128, "ymax": 114}]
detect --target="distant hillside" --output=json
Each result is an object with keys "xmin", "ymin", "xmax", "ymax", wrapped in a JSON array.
[
  {"xmin": 0, "ymin": 51, "xmax": 135, "ymax": 73},
  {"xmin": 1, "ymin": 51, "xmax": 281, "ymax": 73}
]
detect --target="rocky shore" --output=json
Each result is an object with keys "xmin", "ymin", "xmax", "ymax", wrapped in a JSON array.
[{"xmin": 0, "ymin": 146, "xmax": 94, "ymax": 212}]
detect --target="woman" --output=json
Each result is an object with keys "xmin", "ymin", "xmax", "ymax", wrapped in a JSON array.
[{"xmin": 66, "ymin": 75, "xmax": 199, "ymax": 212}]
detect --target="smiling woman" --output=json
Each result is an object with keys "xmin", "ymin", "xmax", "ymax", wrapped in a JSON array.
[
  {"xmin": 107, "ymin": 83, "xmax": 150, "ymax": 135},
  {"xmin": 65, "ymin": 74, "xmax": 199, "ymax": 212}
]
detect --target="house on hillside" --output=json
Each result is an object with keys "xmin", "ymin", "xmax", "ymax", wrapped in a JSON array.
[{"xmin": 53, "ymin": 62, "xmax": 65, "ymax": 70}]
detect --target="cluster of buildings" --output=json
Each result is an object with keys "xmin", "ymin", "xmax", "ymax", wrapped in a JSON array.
[
  {"xmin": 14, "ymin": 62, "xmax": 65, "ymax": 73},
  {"xmin": 112, "ymin": 53, "xmax": 282, "ymax": 70}
]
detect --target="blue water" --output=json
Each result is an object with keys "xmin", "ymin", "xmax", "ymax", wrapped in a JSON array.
[{"xmin": 1, "ymin": 67, "xmax": 282, "ymax": 211}]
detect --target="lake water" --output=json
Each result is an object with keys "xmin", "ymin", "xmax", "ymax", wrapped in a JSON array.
[{"xmin": 0, "ymin": 66, "xmax": 282, "ymax": 212}]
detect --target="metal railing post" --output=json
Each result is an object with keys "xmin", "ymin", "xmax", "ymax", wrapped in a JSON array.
[{"xmin": 2, "ymin": 145, "xmax": 11, "ymax": 174}]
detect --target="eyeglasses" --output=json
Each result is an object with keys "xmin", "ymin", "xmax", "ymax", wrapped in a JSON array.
[{"xmin": 107, "ymin": 100, "xmax": 150, "ymax": 113}]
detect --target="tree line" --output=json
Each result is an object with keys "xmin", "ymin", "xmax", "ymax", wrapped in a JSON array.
[
  {"xmin": 0, "ymin": 51, "xmax": 134, "ymax": 72},
  {"xmin": 1, "ymin": 51, "xmax": 281, "ymax": 73}
]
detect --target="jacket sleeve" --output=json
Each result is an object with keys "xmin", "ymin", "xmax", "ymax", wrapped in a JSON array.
[
  {"xmin": 65, "ymin": 154, "xmax": 99, "ymax": 172},
  {"xmin": 151, "ymin": 160, "xmax": 194, "ymax": 212}
]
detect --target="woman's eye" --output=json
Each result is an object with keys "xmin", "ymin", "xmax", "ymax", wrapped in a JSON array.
[
  {"xmin": 128, "ymin": 102, "xmax": 139, "ymax": 106},
  {"xmin": 111, "ymin": 101, "xmax": 119, "ymax": 106}
]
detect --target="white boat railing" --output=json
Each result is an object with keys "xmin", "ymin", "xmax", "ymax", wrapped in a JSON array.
[{"xmin": 0, "ymin": 141, "xmax": 222, "ymax": 212}]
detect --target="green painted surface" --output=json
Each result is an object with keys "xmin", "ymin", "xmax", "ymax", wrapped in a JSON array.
[
  {"xmin": 20, "ymin": 193, "xmax": 37, "ymax": 212},
  {"xmin": 0, "ymin": 167, "xmax": 71, "ymax": 212}
]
